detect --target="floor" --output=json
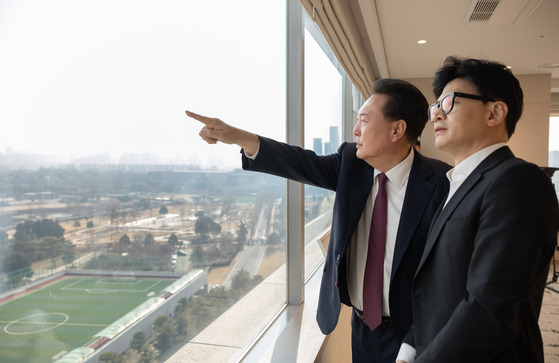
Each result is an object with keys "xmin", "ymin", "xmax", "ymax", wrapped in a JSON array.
[{"xmin": 542, "ymin": 265, "xmax": 559, "ymax": 362}]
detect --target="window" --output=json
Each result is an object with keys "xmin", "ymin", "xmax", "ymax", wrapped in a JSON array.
[
  {"xmin": 303, "ymin": 24, "xmax": 343, "ymax": 279},
  {"xmin": 0, "ymin": 1, "xmax": 364, "ymax": 361},
  {"xmin": 0, "ymin": 1, "xmax": 287, "ymax": 361},
  {"xmin": 548, "ymin": 116, "xmax": 559, "ymax": 193}
]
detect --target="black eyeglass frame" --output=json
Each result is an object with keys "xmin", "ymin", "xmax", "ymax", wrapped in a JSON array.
[{"xmin": 428, "ymin": 92, "xmax": 497, "ymax": 122}]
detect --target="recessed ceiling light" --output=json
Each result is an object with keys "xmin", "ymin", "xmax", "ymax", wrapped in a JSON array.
[
  {"xmin": 539, "ymin": 62, "xmax": 559, "ymax": 70},
  {"xmin": 417, "ymin": 40, "xmax": 427, "ymax": 45}
]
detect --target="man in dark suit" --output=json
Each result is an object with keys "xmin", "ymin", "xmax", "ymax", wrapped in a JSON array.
[
  {"xmin": 397, "ymin": 57, "xmax": 559, "ymax": 363},
  {"xmin": 187, "ymin": 79, "xmax": 450, "ymax": 362}
]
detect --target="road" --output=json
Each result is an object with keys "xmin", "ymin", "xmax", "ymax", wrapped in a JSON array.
[{"xmin": 222, "ymin": 206, "xmax": 269, "ymax": 288}]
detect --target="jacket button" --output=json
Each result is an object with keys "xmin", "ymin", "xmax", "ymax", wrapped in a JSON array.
[
  {"xmin": 336, "ymin": 254, "xmax": 341, "ymax": 261},
  {"xmin": 335, "ymin": 282, "xmax": 339, "ymax": 289}
]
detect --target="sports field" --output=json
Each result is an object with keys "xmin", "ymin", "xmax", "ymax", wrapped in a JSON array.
[{"xmin": 0, "ymin": 275, "xmax": 176, "ymax": 363}]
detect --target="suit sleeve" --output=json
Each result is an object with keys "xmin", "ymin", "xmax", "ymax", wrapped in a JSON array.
[
  {"xmin": 241, "ymin": 136, "xmax": 343, "ymax": 191},
  {"xmin": 416, "ymin": 162, "xmax": 559, "ymax": 361},
  {"xmin": 402, "ymin": 324, "xmax": 415, "ymax": 348}
]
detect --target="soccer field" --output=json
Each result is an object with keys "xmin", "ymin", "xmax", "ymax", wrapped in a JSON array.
[{"xmin": 0, "ymin": 275, "xmax": 176, "ymax": 363}]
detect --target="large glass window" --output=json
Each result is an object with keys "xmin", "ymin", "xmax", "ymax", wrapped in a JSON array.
[
  {"xmin": 0, "ymin": 1, "xmax": 286, "ymax": 362},
  {"xmin": 303, "ymin": 24, "xmax": 343, "ymax": 279},
  {"xmin": 548, "ymin": 116, "xmax": 559, "ymax": 193}
]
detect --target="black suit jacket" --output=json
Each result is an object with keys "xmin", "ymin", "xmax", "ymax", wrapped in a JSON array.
[
  {"xmin": 404, "ymin": 146, "xmax": 559, "ymax": 362},
  {"xmin": 242, "ymin": 136, "xmax": 450, "ymax": 343}
]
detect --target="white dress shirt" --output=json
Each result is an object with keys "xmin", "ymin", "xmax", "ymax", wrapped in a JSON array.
[{"xmin": 347, "ymin": 149, "xmax": 414, "ymax": 316}]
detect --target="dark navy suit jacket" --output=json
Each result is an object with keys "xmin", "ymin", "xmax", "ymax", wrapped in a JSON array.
[{"xmin": 242, "ymin": 136, "xmax": 450, "ymax": 344}]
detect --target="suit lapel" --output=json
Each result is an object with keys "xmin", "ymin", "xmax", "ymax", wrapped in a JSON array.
[
  {"xmin": 346, "ymin": 161, "xmax": 374, "ymax": 243},
  {"xmin": 418, "ymin": 168, "xmax": 482, "ymax": 269},
  {"xmin": 391, "ymin": 153, "xmax": 435, "ymax": 279},
  {"xmin": 416, "ymin": 146, "xmax": 515, "ymax": 271}
]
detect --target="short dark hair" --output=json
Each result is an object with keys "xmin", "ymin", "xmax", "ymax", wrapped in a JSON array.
[
  {"xmin": 372, "ymin": 78, "xmax": 428, "ymax": 145},
  {"xmin": 433, "ymin": 56, "xmax": 523, "ymax": 138}
]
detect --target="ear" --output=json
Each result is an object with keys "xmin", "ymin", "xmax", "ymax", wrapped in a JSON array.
[
  {"xmin": 391, "ymin": 120, "xmax": 407, "ymax": 142},
  {"xmin": 487, "ymin": 101, "xmax": 508, "ymax": 128}
]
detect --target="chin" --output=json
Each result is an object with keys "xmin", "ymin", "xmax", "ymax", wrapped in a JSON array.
[{"xmin": 434, "ymin": 137, "xmax": 445, "ymax": 150}]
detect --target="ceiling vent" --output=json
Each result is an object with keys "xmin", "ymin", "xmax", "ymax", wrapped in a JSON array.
[{"xmin": 464, "ymin": 0, "xmax": 542, "ymax": 25}]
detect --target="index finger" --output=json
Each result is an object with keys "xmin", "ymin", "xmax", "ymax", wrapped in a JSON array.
[{"xmin": 185, "ymin": 110, "xmax": 215, "ymax": 127}]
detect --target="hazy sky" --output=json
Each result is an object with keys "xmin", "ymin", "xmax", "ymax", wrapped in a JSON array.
[
  {"xmin": 0, "ymin": 0, "xmax": 289, "ymax": 168},
  {"xmin": 1, "ymin": 1, "xmax": 556, "ymax": 169}
]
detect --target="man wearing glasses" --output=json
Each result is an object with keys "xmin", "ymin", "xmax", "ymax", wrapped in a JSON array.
[{"xmin": 396, "ymin": 56, "xmax": 559, "ymax": 363}]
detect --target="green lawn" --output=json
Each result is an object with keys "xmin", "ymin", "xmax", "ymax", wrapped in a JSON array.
[{"xmin": 0, "ymin": 275, "xmax": 175, "ymax": 363}]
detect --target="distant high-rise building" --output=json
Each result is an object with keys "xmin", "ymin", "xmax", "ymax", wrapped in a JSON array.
[
  {"xmin": 330, "ymin": 126, "xmax": 339, "ymax": 148},
  {"xmin": 313, "ymin": 138, "xmax": 323, "ymax": 155},
  {"xmin": 324, "ymin": 142, "xmax": 331, "ymax": 155},
  {"xmin": 324, "ymin": 126, "xmax": 340, "ymax": 154},
  {"xmin": 549, "ymin": 151, "xmax": 559, "ymax": 167}
]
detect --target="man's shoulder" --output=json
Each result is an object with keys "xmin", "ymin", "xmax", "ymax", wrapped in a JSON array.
[
  {"xmin": 480, "ymin": 147, "xmax": 540, "ymax": 178},
  {"xmin": 338, "ymin": 141, "xmax": 357, "ymax": 153},
  {"xmin": 414, "ymin": 153, "xmax": 452, "ymax": 176},
  {"xmin": 489, "ymin": 155, "xmax": 549, "ymax": 183},
  {"xmin": 338, "ymin": 142, "xmax": 361, "ymax": 162}
]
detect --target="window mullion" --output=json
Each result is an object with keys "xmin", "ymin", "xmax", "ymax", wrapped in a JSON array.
[{"xmin": 286, "ymin": 0, "xmax": 304, "ymax": 306}]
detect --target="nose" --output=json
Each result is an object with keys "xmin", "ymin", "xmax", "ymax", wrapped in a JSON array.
[
  {"xmin": 434, "ymin": 111, "xmax": 444, "ymax": 123},
  {"xmin": 353, "ymin": 121, "xmax": 360, "ymax": 136},
  {"xmin": 431, "ymin": 106, "xmax": 444, "ymax": 123}
]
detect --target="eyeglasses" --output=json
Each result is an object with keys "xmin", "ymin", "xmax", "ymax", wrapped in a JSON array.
[{"xmin": 428, "ymin": 92, "xmax": 496, "ymax": 122}]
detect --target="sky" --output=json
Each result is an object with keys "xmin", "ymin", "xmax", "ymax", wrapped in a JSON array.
[
  {"xmin": 1, "ymin": 1, "xmax": 557, "ymax": 169},
  {"xmin": 0, "ymin": 0, "xmax": 288, "ymax": 169}
]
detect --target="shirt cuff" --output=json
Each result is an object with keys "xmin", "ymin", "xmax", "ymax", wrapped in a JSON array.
[
  {"xmin": 244, "ymin": 143, "xmax": 260, "ymax": 160},
  {"xmin": 396, "ymin": 343, "xmax": 416, "ymax": 363}
]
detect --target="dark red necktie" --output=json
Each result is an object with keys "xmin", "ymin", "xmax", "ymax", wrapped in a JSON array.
[{"xmin": 363, "ymin": 173, "xmax": 388, "ymax": 331}]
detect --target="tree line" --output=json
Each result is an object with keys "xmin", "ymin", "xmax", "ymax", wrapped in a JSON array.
[
  {"xmin": 98, "ymin": 269, "xmax": 263, "ymax": 363},
  {"xmin": 0, "ymin": 219, "xmax": 75, "ymax": 287}
]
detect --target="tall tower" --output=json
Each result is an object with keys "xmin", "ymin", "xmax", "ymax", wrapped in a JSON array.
[{"xmin": 313, "ymin": 138, "xmax": 323, "ymax": 155}]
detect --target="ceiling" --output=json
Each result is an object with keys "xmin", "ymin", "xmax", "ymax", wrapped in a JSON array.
[{"xmin": 358, "ymin": 0, "xmax": 559, "ymax": 94}]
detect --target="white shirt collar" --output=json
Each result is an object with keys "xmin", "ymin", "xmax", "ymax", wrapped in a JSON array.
[
  {"xmin": 375, "ymin": 148, "xmax": 414, "ymax": 190},
  {"xmin": 447, "ymin": 143, "xmax": 506, "ymax": 183}
]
